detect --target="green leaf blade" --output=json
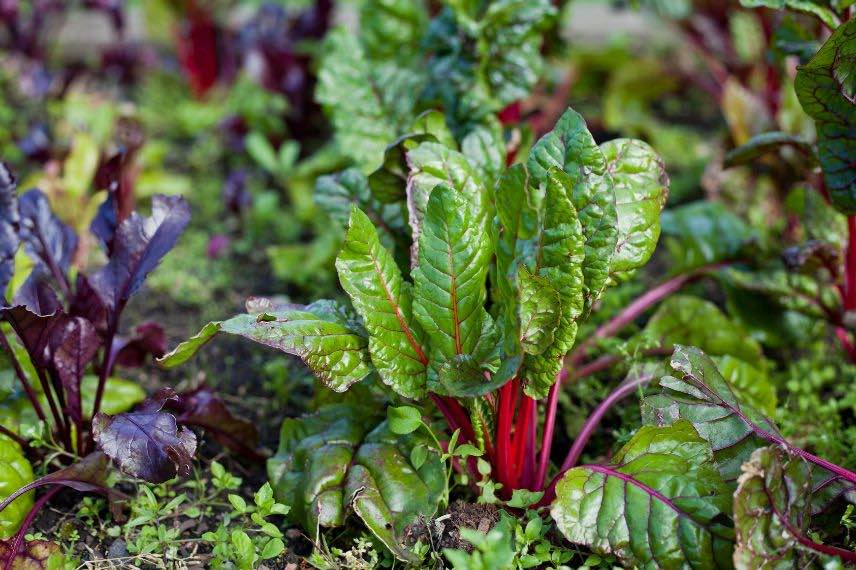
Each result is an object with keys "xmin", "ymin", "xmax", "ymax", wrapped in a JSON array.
[{"xmin": 336, "ymin": 207, "xmax": 428, "ymax": 399}]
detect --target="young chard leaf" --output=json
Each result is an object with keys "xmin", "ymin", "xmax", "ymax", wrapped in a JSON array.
[
  {"xmin": 526, "ymin": 108, "xmax": 618, "ymax": 311},
  {"xmin": 336, "ymin": 207, "xmax": 428, "ymax": 399},
  {"xmin": 517, "ymin": 266, "xmax": 561, "ymax": 356},
  {"xmin": 601, "ymin": 138, "xmax": 669, "ymax": 282},
  {"xmin": 734, "ymin": 446, "xmax": 856, "ymax": 568},
  {"xmin": 48, "ymin": 316, "xmax": 100, "ymax": 423},
  {"xmin": 17, "ymin": 189, "xmax": 78, "ymax": 275},
  {"xmin": 794, "ymin": 18, "xmax": 856, "ymax": 214},
  {"xmin": 93, "ymin": 388, "xmax": 197, "ymax": 483},
  {"xmin": 317, "ymin": 28, "xmax": 423, "ymax": 173},
  {"xmin": 413, "ymin": 184, "xmax": 498, "ymax": 395},
  {"xmin": 550, "ymin": 420, "xmax": 734, "ymax": 570}
]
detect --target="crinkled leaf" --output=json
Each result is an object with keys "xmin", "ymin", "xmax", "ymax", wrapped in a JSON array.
[
  {"xmin": 17, "ymin": 189, "xmax": 77, "ymax": 274},
  {"xmin": 412, "ymin": 184, "xmax": 497, "ymax": 393},
  {"xmin": 550, "ymin": 420, "xmax": 734, "ymax": 570},
  {"xmin": 527, "ymin": 107, "xmax": 606, "ymax": 184},
  {"xmin": 517, "ymin": 266, "xmax": 561, "ymax": 356},
  {"xmin": 406, "ymin": 142, "xmax": 487, "ymax": 257},
  {"xmin": 526, "ymin": 108, "xmax": 617, "ymax": 309},
  {"xmin": 169, "ymin": 386, "xmax": 262, "ymax": 461},
  {"xmin": 315, "ymin": 168, "xmax": 405, "ymax": 251},
  {"xmin": 93, "ymin": 389, "xmax": 197, "ymax": 483},
  {"xmin": 90, "ymin": 195, "xmax": 190, "ymax": 311},
  {"xmin": 601, "ymin": 138, "xmax": 669, "ymax": 280},
  {"xmin": 479, "ymin": 0, "xmax": 556, "ymax": 107},
  {"xmin": 518, "ymin": 170, "xmax": 585, "ymax": 397},
  {"xmin": 461, "ymin": 119, "xmax": 506, "ymax": 186},
  {"xmin": 267, "ymin": 404, "xmax": 444, "ymax": 562},
  {"xmin": 336, "ymin": 207, "xmax": 428, "ymax": 399},
  {"xmin": 317, "ymin": 28, "xmax": 424, "ymax": 173},
  {"xmin": 734, "ymin": 446, "xmax": 854, "ymax": 568},
  {"xmin": 642, "ymin": 346, "xmax": 782, "ymax": 482},
  {"xmin": 0, "ymin": 163, "xmax": 20, "ymax": 299},
  {"xmin": 795, "ymin": 18, "xmax": 855, "ymax": 214},
  {"xmin": 0, "ymin": 439, "xmax": 33, "ymax": 539},
  {"xmin": 159, "ymin": 304, "xmax": 371, "ymax": 393},
  {"xmin": 660, "ymin": 201, "xmax": 754, "ymax": 273},
  {"xmin": 359, "ymin": 0, "xmax": 428, "ymax": 61}
]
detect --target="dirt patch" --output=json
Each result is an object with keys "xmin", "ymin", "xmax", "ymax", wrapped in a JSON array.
[{"xmin": 404, "ymin": 501, "xmax": 502, "ymax": 553}]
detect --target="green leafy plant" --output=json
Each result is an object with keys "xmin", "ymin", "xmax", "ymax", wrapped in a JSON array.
[{"xmin": 163, "ymin": 104, "xmax": 673, "ymax": 558}]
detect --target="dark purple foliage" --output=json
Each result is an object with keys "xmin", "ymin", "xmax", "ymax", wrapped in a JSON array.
[
  {"xmin": 93, "ymin": 388, "xmax": 197, "ymax": 483},
  {"xmin": 18, "ymin": 189, "xmax": 78, "ymax": 273},
  {"xmin": 206, "ymin": 234, "xmax": 230, "ymax": 259},
  {"xmin": 168, "ymin": 385, "xmax": 263, "ymax": 461},
  {"xmin": 222, "ymin": 169, "xmax": 251, "ymax": 215},
  {"xmin": 90, "ymin": 195, "xmax": 191, "ymax": 311},
  {"xmin": 0, "ymin": 163, "xmax": 20, "ymax": 298},
  {"xmin": 17, "ymin": 123, "xmax": 51, "ymax": 162},
  {"xmin": 49, "ymin": 316, "xmax": 100, "ymax": 422},
  {"xmin": 113, "ymin": 321, "xmax": 166, "ymax": 367}
]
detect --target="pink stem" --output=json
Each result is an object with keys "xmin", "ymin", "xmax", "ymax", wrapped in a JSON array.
[
  {"xmin": 569, "ymin": 264, "xmax": 723, "ymax": 366},
  {"xmin": 535, "ymin": 381, "xmax": 560, "ymax": 489}
]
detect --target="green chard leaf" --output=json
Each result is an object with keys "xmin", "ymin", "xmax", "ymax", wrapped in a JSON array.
[
  {"xmin": 550, "ymin": 420, "xmax": 735, "ymax": 570},
  {"xmin": 412, "ymin": 184, "xmax": 498, "ymax": 396},
  {"xmin": 517, "ymin": 170, "xmax": 586, "ymax": 397},
  {"xmin": 601, "ymin": 138, "xmax": 670, "ymax": 281},
  {"xmin": 795, "ymin": 18, "xmax": 855, "ymax": 214},
  {"xmin": 734, "ymin": 446, "xmax": 854, "ymax": 569},
  {"xmin": 317, "ymin": 28, "xmax": 424, "ymax": 173},
  {"xmin": 740, "ymin": 0, "xmax": 840, "ymax": 29},
  {"xmin": 336, "ymin": 207, "xmax": 428, "ymax": 399},
  {"xmin": 359, "ymin": 0, "xmax": 428, "ymax": 61},
  {"xmin": 158, "ymin": 302, "xmax": 372, "ymax": 393},
  {"xmin": 480, "ymin": 0, "xmax": 557, "ymax": 107},
  {"xmin": 642, "ymin": 346, "xmax": 781, "ymax": 482},
  {"xmin": 406, "ymin": 141, "xmax": 488, "ymax": 252},
  {"xmin": 527, "ymin": 107, "xmax": 618, "ymax": 310},
  {"xmin": 517, "ymin": 266, "xmax": 562, "ymax": 356},
  {"xmin": 267, "ymin": 405, "xmax": 444, "ymax": 562},
  {"xmin": 315, "ymin": 167, "xmax": 407, "ymax": 251}
]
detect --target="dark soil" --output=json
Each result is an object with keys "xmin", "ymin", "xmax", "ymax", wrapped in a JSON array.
[{"xmin": 404, "ymin": 501, "xmax": 502, "ymax": 553}]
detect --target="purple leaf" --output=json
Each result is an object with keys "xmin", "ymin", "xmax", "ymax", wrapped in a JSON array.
[
  {"xmin": 18, "ymin": 189, "xmax": 77, "ymax": 274},
  {"xmin": 93, "ymin": 388, "xmax": 198, "ymax": 483},
  {"xmin": 49, "ymin": 317, "xmax": 100, "ymax": 423},
  {"xmin": 113, "ymin": 322, "xmax": 166, "ymax": 368},
  {"xmin": 222, "ymin": 169, "xmax": 251, "ymax": 215},
  {"xmin": 169, "ymin": 385, "xmax": 263, "ymax": 461},
  {"xmin": 69, "ymin": 274, "xmax": 108, "ymax": 333},
  {"xmin": 1, "ymin": 305, "xmax": 65, "ymax": 367},
  {"xmin": 90, "ymin": 195, "xmax": 190, "ymax": 311},
  {"xmin": 12, "ymin": 268, "xmax": 60, "ymax": 316},
  {"xmin": 0, "ymin": 163, "xmax": 19, "ymax": 299}
]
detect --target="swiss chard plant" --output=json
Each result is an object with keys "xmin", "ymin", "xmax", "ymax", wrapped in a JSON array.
[
  {"xmin": 0, "ymin": 161, "xmax": 257, "ymax": 560},
  {"xmin": 161, "ymin": 105, "xmax": 674, "ymax": 557}
]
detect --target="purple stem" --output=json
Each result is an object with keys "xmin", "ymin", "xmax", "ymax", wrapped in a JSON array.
[
  {"xmin": 0, "ymin": 330, "xmax": 46, "ymax": 422},
  {"xmin": 559, "ymin": 374, "xmax": 654, "ymax": 474},
  {"xmin": 569, "ymin": 264, "xmax": 723, "ymax": 367},
  {"xmin": 3, "ymin": 487, "xmax": 61, "ymax": 570}
]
